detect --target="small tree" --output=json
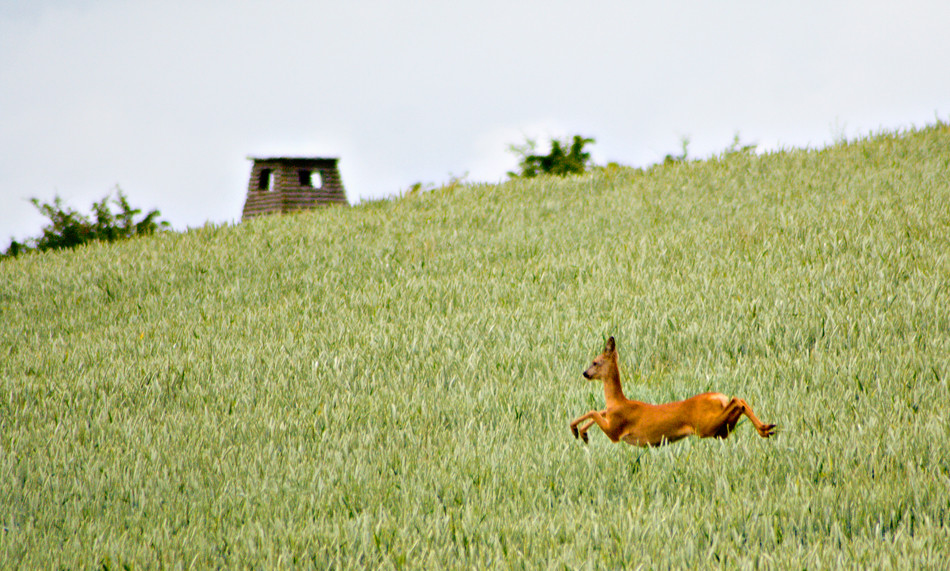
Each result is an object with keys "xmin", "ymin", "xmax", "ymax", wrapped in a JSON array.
[
  {"xmin": 663, "ymin": 136, "xmax": 691, "ymax": 165},
  {"xmin": 3, "ymin": 188, "xmax": 169, "ymax": 258},
  {"xmin": 508, "ymin": 135, "xmax": 596, "ymax": 178},
  {"xmin": 724, "ymin": 132, "xmax": 757, "ymax": 156}
]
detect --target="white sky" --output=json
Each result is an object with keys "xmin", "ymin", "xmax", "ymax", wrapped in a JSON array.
[{"xmin": 2, "ymin": 1, "xmax": 948, "ymax": 242}]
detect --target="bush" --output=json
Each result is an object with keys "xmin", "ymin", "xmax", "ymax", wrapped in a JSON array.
[
  {"xmin": 508, "ymin": 135, "xmax": 596, "ymax": 178},
  {"xmin": 3, "ymin": 188, "xmax": 169, "ymax": 258}
]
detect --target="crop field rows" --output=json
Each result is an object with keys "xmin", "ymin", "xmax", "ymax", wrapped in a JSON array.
[{"xmin": 2, "ymin": 124, "xmax": 949, "ymax": 567}]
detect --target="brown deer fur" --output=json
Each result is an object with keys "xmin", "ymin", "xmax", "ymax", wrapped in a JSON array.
[{"xmin": 570, "ymin": 337, "xmax": 776, "ymax": 447}]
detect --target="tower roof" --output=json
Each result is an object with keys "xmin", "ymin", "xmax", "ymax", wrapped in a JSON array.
[{"xmin": 247, "ymin": 156, "xmax": 339, "ymax": 163}]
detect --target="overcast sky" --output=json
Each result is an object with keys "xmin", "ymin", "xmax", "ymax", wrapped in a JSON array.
[{"xmin": 2, "ymin": 1, "xmax": 948, "ymax": 243}]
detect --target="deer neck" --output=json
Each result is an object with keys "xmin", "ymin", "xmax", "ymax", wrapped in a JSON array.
[{"xmin": 601, "ymin": 362, "xmax": 627, "ymax": 405}]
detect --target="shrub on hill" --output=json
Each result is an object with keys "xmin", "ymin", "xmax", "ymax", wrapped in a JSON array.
[
  {"xmin": 3, "ymin": 188, "xmax": 169, "ymax": 258},
  {"xmin": 508, "ymin": 134, "xmax": 596, "ymax": 178}
]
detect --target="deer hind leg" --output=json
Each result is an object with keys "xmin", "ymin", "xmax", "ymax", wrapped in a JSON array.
[
  {"xmin": 570, "ymin": 409, "xmax": 609, "ymax": 443},
  {"xmin": 709, "ymin": 398, "xmax": 776, "ymax": 438},
  {"xmin": 734, "ymin": 398, "xmax": 777, "ymax": 437},
  {"xmin": 698, "ymin": 397, "xmax": 776, "ymax": 439}
]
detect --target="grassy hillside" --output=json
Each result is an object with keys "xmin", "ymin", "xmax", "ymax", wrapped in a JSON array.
[{"xmin": 2, "ymin": 124, "xmax": 950, "ymax": 568}]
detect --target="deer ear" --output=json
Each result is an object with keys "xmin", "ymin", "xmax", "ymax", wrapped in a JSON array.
[{"xmin": 605, "ymin": 336, "xmax": 616, "ymax": 353}]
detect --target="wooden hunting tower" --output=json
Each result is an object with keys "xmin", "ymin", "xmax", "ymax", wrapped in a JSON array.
[{"xmin": 242, "ymin": 157, "xmax": 348, "ymax": 220}]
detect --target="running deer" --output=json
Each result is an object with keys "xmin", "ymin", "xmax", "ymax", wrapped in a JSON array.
[{"xmin": 570, "ymin": 337, "xmax": 776, "ymax": 447}]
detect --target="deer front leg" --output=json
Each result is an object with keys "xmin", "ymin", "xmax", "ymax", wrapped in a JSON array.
[
  {"xmin": 570, "ymin": 409, "xmax": 609, "ymax": 443},
  {"xmin": 572, "ymin": 414, "xmax": 609, "ymax": 443},
  {"xmin": 576, "ymin": 418, "xmax": 598, "ymax": 443},
  {"xmin": 570, "ymin": 410, "xmax": 597, "ymax": 438}
]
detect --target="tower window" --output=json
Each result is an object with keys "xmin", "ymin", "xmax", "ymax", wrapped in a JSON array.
[
  {"xmin": 298, "ymin": 169, "xmax": 323, "ymax": 188},
  {"xmin": 258, "ymin": 168, "xmax": 273, "ymax": 190}
]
